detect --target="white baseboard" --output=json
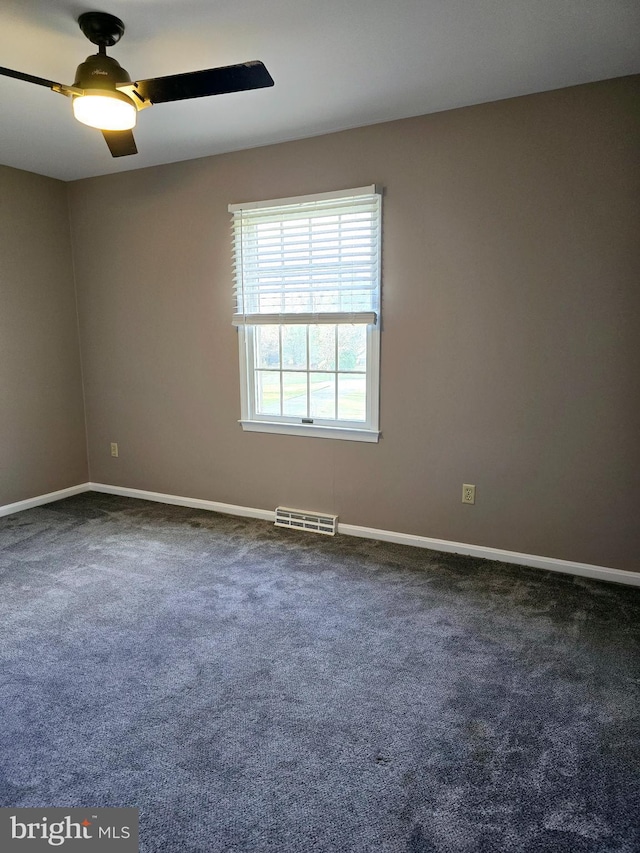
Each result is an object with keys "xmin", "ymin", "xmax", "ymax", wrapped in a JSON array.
[
  {"xmin": 0, "ymin": 483, "xmax": 91, "ymax": 518},
  {"xmin": 338, "ymin": 523, "xmax": 640, "ymax": 587},
  {"xmin": 2, "ymin": 482, "xmax": 637, "ymax": 587},
  {"xmin": 89, "ymin": 482, "xmax": 275, "ymax": 522},
  {"xmin": 87, "ymin": 483, "xmax": 639, "ymax": 588}
]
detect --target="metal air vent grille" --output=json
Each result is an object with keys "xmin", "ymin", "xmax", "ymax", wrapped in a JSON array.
[{"xmin": 275, "ymin": 506, "xmax": 338, "ymax": 536}]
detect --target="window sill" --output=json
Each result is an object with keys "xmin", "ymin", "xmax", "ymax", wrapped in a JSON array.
[{"xmin": 239, "ymin": 420, "xmax": 380, "ymax": 443}]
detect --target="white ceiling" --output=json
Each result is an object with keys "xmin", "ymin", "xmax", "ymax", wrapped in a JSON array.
[{"xmin": 0, "ymin": 0, "xmax": 638, "ymax": 182}]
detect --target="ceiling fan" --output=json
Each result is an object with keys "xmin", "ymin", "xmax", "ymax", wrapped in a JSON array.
[{"xmin": 0, "ymin": 11, "xmax": 274, "ymax": 158}]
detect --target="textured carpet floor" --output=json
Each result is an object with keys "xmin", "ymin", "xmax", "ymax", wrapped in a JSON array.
[{"xmin": 0, "ymin": 493, "xmax": 638, "ymax": 852}]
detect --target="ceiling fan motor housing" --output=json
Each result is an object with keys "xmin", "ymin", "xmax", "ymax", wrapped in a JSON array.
[{"xmin": 73, "ymin": 53, "xmax": 132, "ymax": 92}]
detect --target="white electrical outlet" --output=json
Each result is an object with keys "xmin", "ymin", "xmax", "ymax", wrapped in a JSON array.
[
  {"xmin": 110, "ymin": 442, "xmax": 119, "ymax": 458},
  {"xmin": 462, "ymin": 484, "xmax": 475, "ymax": 504}
]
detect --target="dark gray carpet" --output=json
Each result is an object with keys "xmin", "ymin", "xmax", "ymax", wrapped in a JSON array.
[{"xmin": 0, "ymin": 493, "xmax": 638, "ymax": 852}]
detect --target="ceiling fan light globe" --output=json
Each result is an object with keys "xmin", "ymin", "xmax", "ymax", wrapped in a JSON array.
[{"xmin": 73, "ymin": 91, "xmax": 136, "ymax": 131}]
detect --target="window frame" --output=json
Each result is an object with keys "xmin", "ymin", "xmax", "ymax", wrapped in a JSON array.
[{"xmin": 230, "ymin": 186, "xmax": 382, "ymax": 443}]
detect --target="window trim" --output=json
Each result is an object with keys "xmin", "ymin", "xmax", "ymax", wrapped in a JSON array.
[
  {"xmin": 238, "ymin": 420, "xmax": 380, "ymax": 443},
  {"xmin": 237, "ymin": 322, "xmax": 380, "ymax": 442},
  {"xmin": 231, "ymin": 186, "xmax": 382, "ymax": 442}
]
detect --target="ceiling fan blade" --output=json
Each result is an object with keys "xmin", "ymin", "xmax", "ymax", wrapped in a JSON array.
[
  {"xmin": 102, "ymin": 129, "xmax": 138, "ymax": 158},
  {"xmin": 0, "ymin": 65, "xmax": 64, "ymax": 91},
  {"xmin": 133, "ymin": 60, "xmax": 274, "ymax": 105}
]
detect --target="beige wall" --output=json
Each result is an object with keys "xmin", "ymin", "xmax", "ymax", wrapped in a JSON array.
[
  {"xmin": 68, "ymin": 75, "xmax": 640, "ymax": 572},
  {"xmin": 0, "ymin": 165, "xmax": 88, "ymax": 505}
]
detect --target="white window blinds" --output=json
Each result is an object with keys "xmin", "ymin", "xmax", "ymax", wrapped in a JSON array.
[{"xmin": 229, "ymin": 186, "xmax": 381, "ymax": 326}]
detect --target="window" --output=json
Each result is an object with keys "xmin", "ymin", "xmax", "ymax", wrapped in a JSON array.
[{"xmin": 229, "ymin": 186, "xmax": 382, "ymax": 441}]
